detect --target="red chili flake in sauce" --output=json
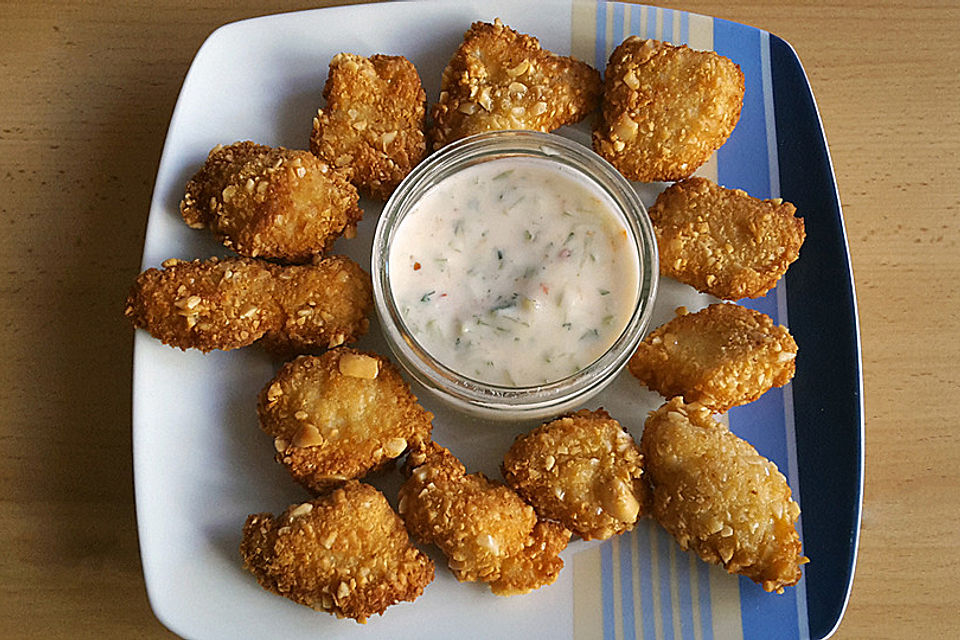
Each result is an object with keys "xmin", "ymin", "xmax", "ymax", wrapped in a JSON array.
[{"xmin": 413, "ymin": 262, "xmax": 421, "ymax": 271}]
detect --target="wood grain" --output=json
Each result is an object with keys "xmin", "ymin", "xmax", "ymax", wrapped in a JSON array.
[{"xmin": 1, "ymin": 1, "xmax": 957, "ymax": 638}]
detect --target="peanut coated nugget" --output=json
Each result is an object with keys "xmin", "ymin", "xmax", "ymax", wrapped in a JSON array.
[
  {"xmin": 180, "ymin": 141, "xmax": 362, "ymax": 263},
  {"xmin": 258, "ymin": 348, "xmax": 433, "ymax": 494},
  {"xmin": 310, "ymin": 53, "xmax": 427, "ymax": 201},
  {"xmin": 628, "ymin": 303, "xmax": 797, "ymax": 412},
  {"xmin": 650, "ymin": 177, "xmax": 806, "ymax": 299},
  {"xmin": 593, "ymin": 38, "xmax": 744, "ymax": 182},
  {"xmin": 264, "ymin": 257, "xmax": 375, "ymax": 355},
  {"xmin": 641, "ymin": 398, "xmax": 807, "ymax": 593},
  {"xmin": 240, "ymin": 481, "xmax": 435, "ymax": 623},
  {"xmin": 399, "ymin": 442, "xmax": 570, "ymax": 596},
  {"xmin": 124, "ymin": 255, "xmax": 372, "ymax": 354},
  {"xmin": 430, "ymin": 19, "xmax": 601, "ymax": 149},
  {"xmin": 502, "ymin": 409, "xmax": 647, "ymax": 541}
]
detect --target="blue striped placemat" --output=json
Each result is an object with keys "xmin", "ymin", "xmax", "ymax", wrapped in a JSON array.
[{"xmin": 569, "ymin": 4, "xmax": 809, "ymax": 639}]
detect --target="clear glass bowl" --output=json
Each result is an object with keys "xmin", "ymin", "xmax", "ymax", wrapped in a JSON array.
[{"xmin": 372, "ymin": 131, "xmax": 659, "ymax": 420}]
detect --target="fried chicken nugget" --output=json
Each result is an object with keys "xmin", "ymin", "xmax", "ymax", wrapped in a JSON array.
[
  {"xmin": 259, "ymin": 348, "xmax": 433, "ymax": 494},
  {"xmin": 430, "ymin": 19, "xmax": 602, "ymax": 149},
  {"xmin": 180, "ymin": 141, "xmax": 362, "ymax": 263},
  {"xmin": 240, "ymin": 481, "xmax": 435, "ymax": 623},
  {"xmin": 310, "ymin": 53, "xmax": 427, "ymax": 200},
  {"xmin": 124, "ymin": 255, "xmax": 372, "ymax": 354},
  {"xmin": 263, "ymin": 257, "xmax": 375, "ymax": 355},
  {"xmin": 641, "ymin": 398, "xmax": 807, "ymax": 593},
  {"xmin": 398, "ymin": 442, "xmax": 570, "ymax": 595},
  {"xmin": 651, "ymin": 177, "xmax": 806, "ymax": 299},
  {"xmin": 124, "ymin": 256, "xmax": 373, "ymax": 354},
  {"xmin": 502, "ymin": 409, "xmax": 648, "ymax": 541},
  {"xmin": 628, "ymin": 303, "xmax": 797, "ymax": 412},
  {"xmin": 593, "ymin": 38, "xmax": 744, "ymax": 182}
]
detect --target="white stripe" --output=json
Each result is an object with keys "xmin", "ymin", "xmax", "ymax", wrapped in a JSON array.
[
  {"xmin": 649, "ymin": 527, "xmax": 664, "ymax": 640},
  {"xmin": 613, "ymin": 538, "xmax": 624, "ymax": 640},
  {"xmin": 687, "ymin": 13, "xmax": 718, "ymax": 183}
]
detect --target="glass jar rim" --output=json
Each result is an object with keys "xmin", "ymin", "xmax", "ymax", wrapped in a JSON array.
[{"xmin": 372, "ymin": 130, "xmax": 659, "ymax": 419}]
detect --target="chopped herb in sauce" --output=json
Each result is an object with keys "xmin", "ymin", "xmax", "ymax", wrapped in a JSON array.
[{"xmin": 388, "ymin": 157, "xmax": 639, "ymax": 386}]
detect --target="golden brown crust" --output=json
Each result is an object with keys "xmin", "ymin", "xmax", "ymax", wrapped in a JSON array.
[
  {"xmin": 180, "ymin": 141, "xmax": 362, "ymax": 263},
  {"xmin": 429, "ymin": 19, "xmax": 601, "ymax": 149},
  {"xmin": 124, "ymin": 255, "xmax": 372, "ymax": 354},
  {"xmin": 593, "ymin": 38, "xmax": 744, "ymax": 182},
  {"xmin": 641, "ymin": 398, "xmax": 807, "ymax": 593},
  {"xmin": 502, "ymin": 409, "xmax": 647, "ymax": 540},
  {"xmin": 651, "ymin": 177, "xmax": 806, "ymax": 299},
  {"xmin": 264, "ymin": 256, "xmax": 374, "ymax": 355},
  {"xmin": 310, "ymin": 53, "xmax": 427, "ymax": 201},
  {"xmin": 628, "ymin": 303, "xmax": 797, "ymax": 412},
  {"xmin": 398, "ymin": 442, "xmax": 570, "ymax": 595},
  {"xmin": 240, "ymin": 481, "xmax": 435, "ymax": 622},
  {"xmin": 258, "ymin": 348, "xmax": 433, "ymax": 494}
]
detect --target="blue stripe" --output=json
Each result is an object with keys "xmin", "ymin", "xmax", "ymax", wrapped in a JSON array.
[
  {"xmin": 613, "ymin": 2, "xmax": 625, "ymax": 45},
  {"xmin": 646, "ymin": 7, "xmax": 657, "ymax": 39},
  {"xmin": 662, "ymin": 8, "xmax": 674, "ymax": 44},
  {"xmin": 657, "ymin": 529, "xmax": 675, "ymax": 640},
  {"xmin": 680, "ymin": 10, "xmax": 689, "ymax": 45},
  {"xmin": 637, "ymin": 525, "xmax": 657, "ymax": 640},
  {"xmin": 714, "ymin": 18, "xmax": 804, "ymax": 640},
  {"xmin": 620, "ymin": 537, "xmax": 637, "ymax": 640},
  {"xmin": 698, "ymin": 562, "xmax": 714, "ymax": 640},
  {"xmin": 714, "ymin": 20, "xmax": 770, "ymax": 199},
  {"xmin": 601, "ymin": 541, "xmax": 616, "ymax": 640},
  {"xmin": 630, "ymin": 2, "xmax": 642, "ymax": 36},
  {"xmin": 595, "ymin": 1, "xmax": 608, "ymax": 69},
  {"xmin": 675, "ymin": 552, "xmax": 695, "ymax": 639}
]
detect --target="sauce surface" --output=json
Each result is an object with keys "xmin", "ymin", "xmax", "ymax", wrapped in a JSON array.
[{"xmin": 388, "ymin": 157, "xmax": 640, "ymax": 386}]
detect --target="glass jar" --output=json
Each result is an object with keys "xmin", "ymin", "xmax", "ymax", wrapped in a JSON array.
[{"xmin": 372, "ymin": 130, "xmax": 658, "ymax": 420}]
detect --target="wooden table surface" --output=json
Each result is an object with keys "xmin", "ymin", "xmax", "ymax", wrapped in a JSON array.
[{"xmin": 2, "ymin": 1, "xmax": 957, "ymax": 637}]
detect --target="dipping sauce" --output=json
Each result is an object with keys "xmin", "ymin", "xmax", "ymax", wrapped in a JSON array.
[{"xmin": 388, "ymin": 157, "xmax": 641, "ymax": 386}]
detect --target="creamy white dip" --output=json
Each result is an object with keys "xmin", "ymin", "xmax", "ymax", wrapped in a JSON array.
[{"xmin": 388, "ymin": 157, "xmax": 640, "ymax": 386}]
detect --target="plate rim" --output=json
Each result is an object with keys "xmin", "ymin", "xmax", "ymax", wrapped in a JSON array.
[{"xmin": 133, "ymin": 3, "xmax": 865, "ymax": 638}]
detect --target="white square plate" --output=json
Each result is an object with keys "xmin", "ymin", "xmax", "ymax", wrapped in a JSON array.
[{"xmin": 134, "ymin": 2, "xmax": 861, "ymax": 638}]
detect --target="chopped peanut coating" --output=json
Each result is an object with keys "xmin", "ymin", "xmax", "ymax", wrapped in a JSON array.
[
  {"xmin": 641, "ymin": 399, "xmax": 807, "ymax": 593},
  {"xmin": 629, "ymin": 303, "xmax": 797, "ymax": 412},
  {"xmin": 180, "ymin": 141, "xmax": 362, "ymax": 263},
  {"xmin": 399, "ymin": 442, "xmax": 570, "ymax": 595},
  {"xmin": 430, "ymin": 19, "xmax": 601, "ymax": 149},
  {"xmin": 240, "ymin": 482, "xmax": 435, "ymax": 623},
  {"xmin": 503, "ymin": 409, "xmax": 648, "ymax": 540},
  {"xmin": 650, "ymin": 177, "xmax": 805, "ymax": 299},
  {"xmin": 258, "ymin": 348, "xmax": 433, "ymax": 494},
  {"xmin": 124, "ymin": 255, "xmax": 372, "ymax": 354},
  {"xmin": 311, "ymin": 53, "xmax": 427, "ymax": 200},
  {"xmin": 593, "ymin": 38, "xmax": 744, "ymax": 182}
]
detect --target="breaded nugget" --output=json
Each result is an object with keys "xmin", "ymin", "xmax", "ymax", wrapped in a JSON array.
[
  {"xmin": 124, "ymin": 255, "xmax": 372, "ymax": 354},
  {"xmin": 240, "ymin": 481, "xmax": 435, "ymax": 622},
  {"xmin": 398, "ymin": 442, "xmax": 570, "ymax": 595},
  {"xmin": 310, "ymin": 53, "xmax": 427, "ymax": 200},
  {"xmin": 263, "ymin": 256, "xmax": 375, "ymax": 355},
  {"xmin": 650, "ymin": 177, "xmax": 806, "ymax": 299},
  {"xmin": 641, "ymin": 398, "xmax": 807, "ymax": 593},
  {"xmin": 180, "ymin": 141, "xmax": 362, "ymax": 263},
  {"xmin": 258, "ymin": 348, "xmax": 433, "ymax": 494},
  {"xmin": 430, "ymin": 19, "xmax": 601, "ymax": 149},
  {"xmin": 502, "ymin": 409, "xmax": 647, "ymax": 540},
  {"xmin": 593, "ymin": 38, "xmax": 744, "ymax": 182},
  {"xmin": 628, "ymin": 303, "xmax": 797, "ymax": 412}
]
